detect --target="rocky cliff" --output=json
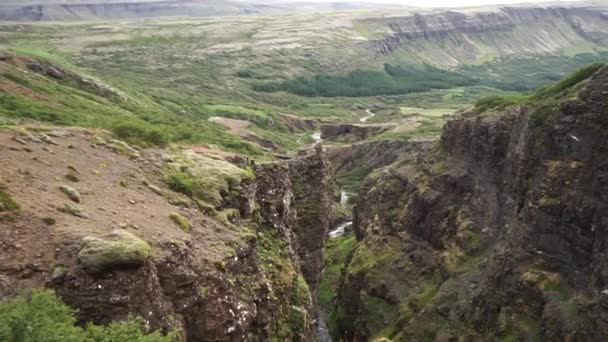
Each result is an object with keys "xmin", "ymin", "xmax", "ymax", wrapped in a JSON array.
[
  {"xmin": 359, "ymin": 5, "xmax": 608, "ymax": 66},
  {"xmin": 0, "ymin": 0, "xmax": 273, "ymax": 21},
  {"xmin": 332, "ymin": 66, "xmax": 608, "ymax": 340},
  {"xmin": 0, "ymin": 127, "xmax": 334, "ymax": 341}
]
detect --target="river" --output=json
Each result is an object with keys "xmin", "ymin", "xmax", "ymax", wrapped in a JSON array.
[{"xmin": 359, "ymin": 109, "xmax": 375, "ymax": 123}]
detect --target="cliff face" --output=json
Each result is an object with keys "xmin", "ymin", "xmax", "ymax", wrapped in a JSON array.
[
  {"xmin": 0, "ymin": 128, "xmax": 334, "ymax": 341},
  {"xmin": 359, "ymin": 6, "xmax": 608, "ymax": 66},
  {"xmin": 0, "ymin": 1, "xmax": 267, "ymax": 21},
  {"xmin": 333, "ymin": 66, "xmax": 608, "ymax": 340},
  {"xmin": 288, "ymin": 147, "xmax": 334, "ymax": 309}
]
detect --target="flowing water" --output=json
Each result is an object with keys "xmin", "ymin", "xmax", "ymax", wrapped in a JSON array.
[
  {"xmin": 359, "ymin": 109, "xmax": 375, "ymax": 123},
  {"xmin": 329, "ymin": 221, "xmax": 352, "ymax": 238},
  {"xmin": 312, "ymin": 131, "xmax": 322, "ymax": 143},
  {"xmin": 339, "ymin": 190, "xmax": 349, "ymax": 206}
]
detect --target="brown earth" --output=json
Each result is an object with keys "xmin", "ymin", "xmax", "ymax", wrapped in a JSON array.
[{"xmin": 0, "ymin": 125, "xmax": 335, "ymax": 341}]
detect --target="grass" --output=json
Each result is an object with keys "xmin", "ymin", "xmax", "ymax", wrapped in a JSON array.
[
  {"xmin": 473, "ymin": 63, "xmax": 605, "ymax": 115},
  {"xmin": 318, "ymin": 234, "xmax": 357, "ymax": 310},
  {"xmin": 255, "ymin": 64, "xmax": 477, "ymax": 97},
  {"xmin": 2, "ymin": 18, "xmax": 606, "ymax": 158},
  {"xmin": 336, "ymin": 166, "xmax": 373, "ymax": 193},
  {"xmin": 0, "ymin": 184, "xmax": 20, "ymax": 212}
]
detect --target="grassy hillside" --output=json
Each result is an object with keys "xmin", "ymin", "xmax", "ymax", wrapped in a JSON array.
[{"xmin": 0, "ymin": 6, "xmax": 607, "ymax": 156}]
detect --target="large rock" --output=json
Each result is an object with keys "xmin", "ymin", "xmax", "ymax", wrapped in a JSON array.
[
  {"xmin": 334, "ymin": 66, "xmax": 608, "ymax": 340},
  {"xmin": 78, "ymin": 230, "xmax": 151, "ymax": 273}
]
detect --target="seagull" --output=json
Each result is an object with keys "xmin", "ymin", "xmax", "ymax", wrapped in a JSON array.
[{"xmin": 570, "ymin": 135, "xmax": 580, "ymax": 142}]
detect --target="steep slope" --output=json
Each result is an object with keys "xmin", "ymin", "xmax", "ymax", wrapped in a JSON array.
[
  {"xmin": 0, "ymin": 0, "xmax": 403, "ymax": 21},
  {"xmin": 358, "ymin": 5, "xmax": 608, "ymax": 67},
  {"xmin": 0, "ymin": 126, "xmax": 334, "ymax": 340},
  {"xmin": 331, "ymin": 65, "xmax": 608, "ymax": 340}
]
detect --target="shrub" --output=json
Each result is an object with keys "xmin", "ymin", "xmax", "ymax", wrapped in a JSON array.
[
  {"xmin": 0, "ymin": 289, "xmax": 175, "ymax": 342},
  {"xmin": 531, "ymin": 63, "xmax": 604, "ymax": 99},
  {"xmin": 473, "ymin": 95, "xmax": 525, "ymax": 112}
]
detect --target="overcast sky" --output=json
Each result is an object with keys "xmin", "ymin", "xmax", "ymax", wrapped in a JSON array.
[{"xmin": 290, "ymin": 0, "xmax": 584, "ymax": 7}]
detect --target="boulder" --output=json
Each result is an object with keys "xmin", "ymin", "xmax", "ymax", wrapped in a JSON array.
[
  {"xmin": 59, "ymin": 184, "xmax": 81, "ymax": 203},
  {"xmin": 78, "ymin": 230, "xmax": 151, "ymax": 273},
  {"xmin": 46, "ymin": 66, "xmax": 64, "ymax": 79}
]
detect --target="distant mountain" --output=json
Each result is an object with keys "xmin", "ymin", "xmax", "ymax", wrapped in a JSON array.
[{"xmin": 0, "ymin": 0, "xmax": 406, "ymax": 21}]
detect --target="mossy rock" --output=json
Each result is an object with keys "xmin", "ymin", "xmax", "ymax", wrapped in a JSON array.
[
  {"xmin": 169, "ymin": 212, "xmax": 191, "ymax": 232},
  {"xmin": 78, "ymin": 230, "xmax": 151, "ymax": 273}
]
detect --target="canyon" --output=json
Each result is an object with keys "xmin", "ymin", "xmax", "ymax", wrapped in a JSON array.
[{"xmin": 1, "ymin": 1, "xmax": 608, "ymax": 341}]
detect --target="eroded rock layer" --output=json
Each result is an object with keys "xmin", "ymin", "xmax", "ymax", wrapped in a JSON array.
[
  {"xmin": 333, "ymin": 66, "xmax": 608, "ymax": 341},
  {"xmin": 0, "ymin": 128, "xmax": 334, "ymax": 341}
]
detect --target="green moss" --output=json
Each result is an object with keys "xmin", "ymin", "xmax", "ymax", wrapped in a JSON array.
[
  {"xmin": 347, "ymin": 239, "xmax": 401, "ymax": 276},
  {"xmin": 77, "ymin": 230, "xmax": 152, "ymax": 273},
  {"xmin": 0, "ymin": 184, "xmax": 20, "ymax": 212},
  {"xmin": 169, "ymin": 212, "xmax": 192, "ymax": 232},
  {"xmin": 163, "ymin": 153, "xmax": 253, "ymax": 208},
  {"xmin": 337, "ymin": 167, "xmax": 373, "ymax": 193},
  {"xmin": 359, "ymin": 293, "xmax": 400, "ymax": 338},
  {"xmin": 318, "ymin": 234, "xmax": 357, "ymax": 310},
  {"xmin": 58, "ymin": 203, "xmax": 87, "ymax": 218}
]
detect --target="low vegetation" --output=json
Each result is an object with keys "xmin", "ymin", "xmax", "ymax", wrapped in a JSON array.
[
  {"xmin": 318, "ymin": 234, "xmax": 357, "ymax": 310},
  {"xmin": 474, "ymin": 63, "xmax": 605, "ymax": 113},
  {"xmin": 169, "ymin": 212, "xmax": 192, "ymax": 232},
  {"xmin": 163, "ymin": 152, "xmax": 254, "ymax": 208},
  {"xmin": 0, "ymin": 184, "xmax": 19, "ymax": 212},
  {"xmin": 255, "ymin": 64, "xmax": 476, "ymax": 97},
  {"xmin": 0, "ymin": 290, "xmax": 175, "ymax": 342}
]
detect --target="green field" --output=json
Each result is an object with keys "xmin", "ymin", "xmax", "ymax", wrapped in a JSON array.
[{"xmin": 0, "ymin": 9, "xmax": 607, "ymax": 155}]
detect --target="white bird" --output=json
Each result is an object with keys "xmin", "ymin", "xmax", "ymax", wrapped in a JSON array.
[{"xmin": 570, "ymin": 135, "xmax": 580, "ymax": 142}]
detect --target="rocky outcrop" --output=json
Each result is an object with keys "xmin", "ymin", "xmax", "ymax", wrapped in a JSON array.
[
  {"xmin": 288, "ymin": 146, "xmax": 334, "ymax": 308},
  {"xmin": 0, "ymin": 127, "xmax": 335, "ymax": 341},
  {"xmin": 2, "ymin": 55, "xmax": 128, "ymax": 102},
  {"xmin": 320, "ymin": 124, "xmax": 393, "ymax": 143},
  {"xmin": 333, "ymin": 66, "xmax": 608, "ymax": 340},
  {"xmin": 360, "ymin": 5, "xmax": 608, "ymax": 65},
  {"xmin": 325, "ymin": 139, "xmax": 431, "ymax": 177}
]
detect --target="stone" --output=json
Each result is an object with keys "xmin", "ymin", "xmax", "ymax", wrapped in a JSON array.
[
  {"xmin": 60, "ymin": 184, "xmax": 81, "ymax": 203},
  {"xmin": 78, "ymin": 230, "xmax": 151, "ymax": 273},
  {"xmin": 147, "ymin": 184, "xmax": 164, "ymax": 195},
  {"xmin": 51, "ymin": 266, "xmax": 67, "ymax": 281},
  {"xmin": 26, "ymin": 63, "xmax": 45, "ymax": 73},
  {"xmin": 46, "ymin": 66, "xmax": 64, "ymax": 79}
]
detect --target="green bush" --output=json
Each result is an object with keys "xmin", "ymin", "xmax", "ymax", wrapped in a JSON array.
[
  {"xmin": 0, "ymin": 289, "xmax": 175, "ymax": 342},
  {"xmin": 531, "ymin": 63, "xmax": 604, "ymax": 99},
  {"xmin": 473, "ymin": 95, "xmax": 525, "ymax": 113},
  {"xmin": 474, "ymin": 63, "xmax": 605, "ymax": 113}
]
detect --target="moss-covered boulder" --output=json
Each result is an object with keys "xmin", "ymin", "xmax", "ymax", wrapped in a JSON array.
[{"xmin": 78, "ymin": 230, "xmax": 151, "ymax": 273}]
